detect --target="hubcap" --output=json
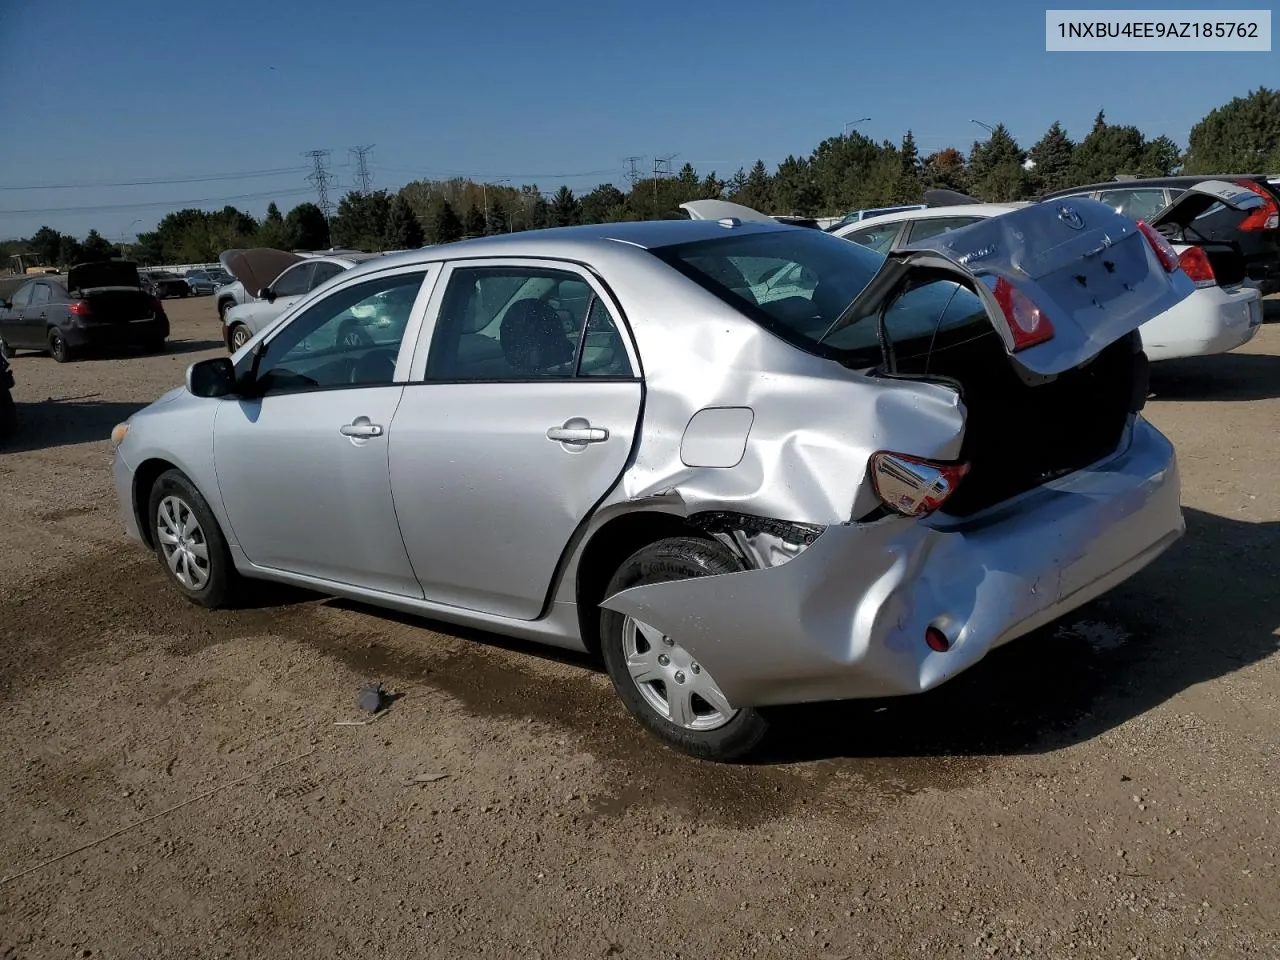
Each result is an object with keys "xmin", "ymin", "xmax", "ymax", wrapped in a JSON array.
[
  {"xmin": 621, "ymin": 616, "xmax": 737, "ymax": 731},
  {"xmin": 156, "ymin": 495, "xmax": 211, "ymax": 590},
  {"xmin": 231, "ymin": 328, "xmax": 249, "ymax": 349}
]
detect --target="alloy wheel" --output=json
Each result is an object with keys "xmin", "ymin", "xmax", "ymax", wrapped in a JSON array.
[{"xmin": 156, "ymin": 495, "xmax": 211, "ymax": 591}]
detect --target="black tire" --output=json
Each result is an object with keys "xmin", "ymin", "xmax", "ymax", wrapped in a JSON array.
[
  {"xmin": 0, "ymin": 388, "xmax": 15, "ymax": 443},
  {"xmin": 146, "ymin": 468, "xmax": 242, "ymax": 608},
  {"xmin": 0, "ymin": 336, "xmax": 11, "ymax": 359},
  {"xmin": 47, "ymin": 331, "xmax": 71, "ymax": 363},
  {"xmin": 228, "ymin": 323, "xmax": 252, "ymax": 352},
  {"xmin": 599, "ymin": 536, "xmax": 770, "ymax": 762},
  {"xmin": 218, "ymin": 300, "xmax": 234, "ymax": 322}
]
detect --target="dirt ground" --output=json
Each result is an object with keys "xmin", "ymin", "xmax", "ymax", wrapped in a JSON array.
[{"xmin": 1, "ymin": 295, "xmax": 1278, "ymax": 959}]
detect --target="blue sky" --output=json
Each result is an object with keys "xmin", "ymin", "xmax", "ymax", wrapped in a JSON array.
[{"xmin": 0, "ymin": 0, "xmax": 1276, "ymax": 240}]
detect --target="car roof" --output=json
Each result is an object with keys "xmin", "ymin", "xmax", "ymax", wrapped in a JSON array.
[
  {"xmin": 1040, "ymin": 174, "xmax": 1274, "ymax": 198},
  {"xmin": 832, "ymin": 203, "xmax": 1021, "ymax": 235}
]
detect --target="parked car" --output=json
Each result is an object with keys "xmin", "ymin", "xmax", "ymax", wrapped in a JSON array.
[
  {"xmin": 142, "ymin": 271, "xmax": 191, "ymax": 299},
  {"xmin": 218, "ymin": 249, "xmax": 385, "ymax": 352},
  {"xmin": 819, "ymin": 184, "xmax": 1264, "ymax": 362},
  {"xmin": 0, "ymin": 350, "xmax": 14, "ymax": 443},
  {"xmin": 1039, "ymin": 174, "xmax": 1280, "ymax": 294},
  {"xmin": 184, "ymin": 270, "xmax": 220, "ymax": 295},
  {"xmin": 0, "ymin": 262, "xmax": 169, "ymax": 362},
  {"xmin": 828, "ymin": 204, "xmax": 928, "ymax": 230},
  {"xmin": 112, "ymin": 206, "xmax": 1192, "ymax": 761}
]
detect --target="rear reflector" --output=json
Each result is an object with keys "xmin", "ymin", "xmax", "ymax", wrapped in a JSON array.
[
  {"xmin": 992, "ymin": 276, "xmax": 1055, "ymax": 351},
  {"xmin": 925, "ymin": 626, "xmax": 951, "ymax": 653},
  {"xmin": 68, "ymin": 301, "xmax": 92, "ymax": 316},
  {"xmin": 869, "ymin": 452, "xmax": 969, "ymax": 518},
  {"xmin": 1235, "ymin": 179, "xmax": 1280, "ymax": 232},
  {"xmin": 1177, "ymin": 246, "xmax": 1216, "ymax": 288},
  {"xmin": 1136, "ymin": 220, "xmax": 1179, "ymax": 273}
]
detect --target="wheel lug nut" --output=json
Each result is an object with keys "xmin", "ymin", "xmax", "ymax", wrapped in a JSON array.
[
  {"xmin": 691, "ymin": 663, "xmax": 701, "ymax": 674},
  {"xmin": 674, "ymin": 671, "xmax": 686, "ymax": 684},
  {"xmin": 657, "ymin": 654, "xmax": 670, "ymax": 666},
  {"xmin": 662, "ymin": 636, "xmax": 675, "ymax": 647}
]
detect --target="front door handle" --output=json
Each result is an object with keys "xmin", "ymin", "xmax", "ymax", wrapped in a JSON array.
[
  {"xmin": 546, "ymin": 419, "xmax": 609, "ymax": 444},
  {"xmin": 340, "ymin": 417, "xmax": 384, "ymax": 439}
]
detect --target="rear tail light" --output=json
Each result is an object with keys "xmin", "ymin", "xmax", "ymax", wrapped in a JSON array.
[
  {"xmin": 1136, "ymin": 220, "xmax": 1179, "ymax": 273},
  {"xmin": 869, "ymin": 452, "xmax": 969, "ymax": 518},
  {"xmin": 1177, "ymin": 246, "xmax": 1217, "ymax": 288},
  {"xmin": 992, "ymin": 276, "xmax": 1055, "ymax": 351},
  {"xmin": 68, "ymin": 301, "xmax": 92, "ymax": 317},
  {"xmin": 1235, "ymin": 179, "xmax": 1280, "ymax": 232}
]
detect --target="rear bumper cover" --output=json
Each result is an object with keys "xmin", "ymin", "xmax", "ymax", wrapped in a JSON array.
[
  {"xmin": 601, "ymin": 417, "xmax": 1183, "ymax": 708},
  {"xmin": 1141, "ymin": 284, "xmax": 1262, "ymax": 362},
  {"xmin": 63, "ymin": 317, "xmax": 169, "ymax": 350}
]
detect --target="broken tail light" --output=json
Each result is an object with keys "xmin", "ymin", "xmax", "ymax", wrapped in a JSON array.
[
  {"xmin": 992, "ymin": 276, "xmax": 1055, "ymax": 351},
  {"xmin": 1136, "ymin": 220, "xmax": 1180, "ymax": 273},
  {"xmin": 1177, "ymin": 247, "xmax": 1216, "ymax": 288},
  {"xmin": 869, "ymin": 452, "xmax": 969, "ymax": 518},
  {"xmin": 1235, "ymin": 179, "xmax": 1280, "ymax": 232}
]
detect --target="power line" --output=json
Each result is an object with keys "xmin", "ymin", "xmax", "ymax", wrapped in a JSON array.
[
  {"xmin": 0, "ymin": 186, "xmax": 315, "ymax": 217},
  {"xmin": 379, "ymin": 164, "xmax": 619, "ymax": 181},
  {"xmin": 0, "ymin": 165, "xmax": 315, "ymax": 191},
  {"xmin": 350, "ymin": 145, "xmax": 375, "ymax": 193}
]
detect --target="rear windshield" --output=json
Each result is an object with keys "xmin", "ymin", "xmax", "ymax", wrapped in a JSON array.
[{"xmin": 650, "ymin": 228, "xmax": 884, "ymax": 353}]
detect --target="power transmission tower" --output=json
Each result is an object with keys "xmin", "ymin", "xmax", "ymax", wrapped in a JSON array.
[
  {"xmin": 303, "ymin": 149, "xmax": 336, "ymax": 234},
  {"xmin": 622, "ymin": 156, "xmax": 644, "ymax": 190},
  {"xmin": 350, "ymin": 144, "xmax": 375, "ymax": 193},
  {"xmin": 652, "ymin": 153, "xmax": 676, "ymax": 215}
]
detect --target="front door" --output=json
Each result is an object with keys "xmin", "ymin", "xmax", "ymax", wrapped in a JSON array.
[
  {"xmin": 213, "ymin": 266, "xmax": 435, "ymax": 596},
  {"xmin": 0, "ymin": 283, "xmax": 34, "ymax": 349},
  {"xmin": 388, "ymin": 260, "xmax": 643, "ymax": 620}
]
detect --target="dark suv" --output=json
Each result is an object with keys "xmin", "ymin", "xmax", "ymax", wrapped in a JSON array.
[{"xmin": 1039, "ymin": 175, "xmax": 1280, "ymax": 294}]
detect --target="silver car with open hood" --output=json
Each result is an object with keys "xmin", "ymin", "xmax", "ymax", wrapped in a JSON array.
[{"xmin": 110, "ymin": 200, "xmax": 1193, "ymax": 760}]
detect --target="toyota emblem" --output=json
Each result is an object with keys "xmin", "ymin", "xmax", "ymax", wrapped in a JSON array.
[{"xmin": 1057, "ymin": 204, "xmax": 1085, "ymax": 230}]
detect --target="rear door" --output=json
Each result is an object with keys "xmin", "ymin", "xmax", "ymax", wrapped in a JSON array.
[
  {"xmin": 22, "ymin": 283, "xmax": 53, "ymax": 345},
  {"xmin": 827, "ymin": 196, "xmax": 1195, "ymax": 376},
  {"xmin": 388, "ymin": 258, "xmax": 643, "ymax": 620}
]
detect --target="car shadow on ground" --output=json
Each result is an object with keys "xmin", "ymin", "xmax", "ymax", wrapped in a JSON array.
[
  {"xmin": 755, "ymin": 507, "xmax": 1279, "ymax": 764},
  {"xmin": 59, "ymin": 338, "xmax": 224, "ymax": 361},
  {"xmin": 1148, "ymin": 350, "xmax": 1280, "ymax": 402},
  {"xmin": 1, "ymin": 397, "xmax": 148, "ymax": 452},
  {"xmin": 1263, "ymin": 297, "xmax": 1280, "ymax": 323}
]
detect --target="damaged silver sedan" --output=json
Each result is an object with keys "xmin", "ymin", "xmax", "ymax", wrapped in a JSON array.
[{"xmin": 110, "ymin": 200, "xmax": 1194, "ymax": 760}]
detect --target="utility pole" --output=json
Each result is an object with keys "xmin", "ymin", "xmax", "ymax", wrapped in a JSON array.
[
  {"xmin": 350, "ymin": 144, "xmax": 375, "ymax": 194},
  {"xmin": 304, "ymin": 149, "xmax": 336, "ymax": 245},
  {"xmin": 652, "ymin": 154, "xmax": 676, "ymax": 216},
  {"xmin": 622, "ymin": 156, "xmax": 644, "ymax": 191},
  {"xmin": 481, "ymin": 178, "xmax": 510, "ymax": 233}
]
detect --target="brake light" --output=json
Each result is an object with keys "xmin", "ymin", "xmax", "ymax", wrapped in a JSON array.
[
  {"xmin": 1177, "ymin": 246, "xmax": 1216, "ymax": 288},
  {"xmin": 68, "ymin": 301, "xmax": 92, "ymax": 317},
  {"xmin": 992, "ymin": 277, "xmax": 1055, "ymax": 351},
  {"xmin": 1234, "ymin": 179, "xmax": 1280, "ymax": 231},
  {"xmin": 1136, "ymin": 220, "xmax": 1179, "ymax": 273},
  {"xmin": 869, "ymin": 452, "xmax": 969, "ymax": 518}
]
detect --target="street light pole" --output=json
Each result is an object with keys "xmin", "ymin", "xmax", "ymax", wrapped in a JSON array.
[
  {"xmin": 970, "ymin": 119, "xmax": 996, "ymax": 135},
  {"xmin": 481, "ymin": 178, "xmax": 510, "ymax": 234},
  {"xmin": 844, "ymin": 117, "xmax": 871, "ymax": 137}
]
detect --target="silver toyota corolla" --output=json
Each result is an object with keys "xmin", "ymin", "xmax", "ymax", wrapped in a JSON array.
[{"xmin": 110, "ymin": 201, "xmax": 1193, "ymax": 761}]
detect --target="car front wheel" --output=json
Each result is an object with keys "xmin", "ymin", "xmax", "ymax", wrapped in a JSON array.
[
  {"xmin": 229, "ymin": 323, "xmax": 252, "ymax": 352},
  {"xmin": 48, "ymin": 331, "xmax": 71, "ymax": 363},
  {"xmin": 599, "ymin": 536, "xmax": 770, "ymax": 762},
  {"xmin": 147, "ymin": 469, "xmax": 241, "ymax": 608}
]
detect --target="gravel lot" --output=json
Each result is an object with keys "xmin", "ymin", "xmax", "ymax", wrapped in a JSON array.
[{"xmin": 2, "ymin": 295, "xmax": 1278, "ymax": 959}]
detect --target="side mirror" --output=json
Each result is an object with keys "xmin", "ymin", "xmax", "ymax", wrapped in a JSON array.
[
  {"xmin": 257, "ymin": 286, "xmax": 277, "ymax": 303},
  {"xmin": 186, "ymin": 357, "xmax": 237, "ymax": 398}
]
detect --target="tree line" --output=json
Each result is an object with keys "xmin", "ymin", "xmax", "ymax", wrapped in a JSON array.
[{"xmin": 6, "ymin": 87, "xmax": 1277, "ymax": 265}]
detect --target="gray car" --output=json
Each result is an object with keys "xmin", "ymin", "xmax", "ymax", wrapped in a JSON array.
[{"xmin": 110, "ymin": 203, "xmax": 1193, "ymax": 760}]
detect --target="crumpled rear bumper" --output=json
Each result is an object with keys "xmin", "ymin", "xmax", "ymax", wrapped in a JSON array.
[{"xmin": 601, "ymin": 417, "xmax": 1183, "ymax": 709}]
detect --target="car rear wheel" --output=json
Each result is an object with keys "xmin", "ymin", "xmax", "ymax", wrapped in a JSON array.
[
  {"xmin": 599, "ymin": 536, "xmax": 770, "ymax": 762},
  {"xmin": 147, "ymin": 469, "xmax": 242, "ymax": 608},
  {"xmin": 48, "ymin": 332, "xmax": 71, "ymax": 363},
  {"xmin": 229, "ymin": 323, "xmax": 252, "ymax": 352}
]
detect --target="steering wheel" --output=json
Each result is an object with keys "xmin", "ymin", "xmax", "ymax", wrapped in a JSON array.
[{"xmin": 348, "ymin": 348, "xmax": 398, "ymax": 384}]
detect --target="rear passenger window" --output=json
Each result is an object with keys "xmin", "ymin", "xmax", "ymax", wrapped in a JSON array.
[
  {"xmin": 905, "ymin": 216, "xmax": 982, "ymax": 244},
  {"xmin": 843, "ymin": 222, "xmax": 900, "ymax": 253},
  {"xmin": 30, "ymin": 284, "xmax": 51, "ymax": 306},
  {"xmin": 310, "ymin": 262, "xmax": 344, "ymax": 289},
  {"xmin": 1095, "ymin": 188, "xmax": 1168, "ymax": 221},
  {"xmin": 426, "ymin": 266, "xmax": 633, "ymax": 381}
]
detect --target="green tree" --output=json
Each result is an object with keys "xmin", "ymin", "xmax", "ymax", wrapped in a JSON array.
[
  {"xmin": 549, "ymin": 186, "xmax": 580, "ymax": 226},
  {"xmin": 79, "ymin": 229, "xmax": 119, "ymax": 262},
  {"xmin": 772, "ymin": 156, "xmax": 819, "ymax": 214},
  {"xmin": 29, "ymin": 226, "xmax": 63, "ymax": 265},
  {"xmin": 486, "ymin": 198, "xmax": 509, "ymax": 235},
  {"xmin": 331, "ymin": 190, "xmax": 393, "ymax": 250},
  {"xmin": 432, "ymin": 200, "xmax": 463, "ymax": 243},
  {"xmin": 463, "ymin": 203, "xmax": 487, "ymax": 237},
  {"xmin": 967, "ymin": 123, "xmax": 1028, "ymax": 201},
  {"xmin": 924, "ymin": 148, "xmax": 968, "ymax": 191},
  {"xmin": 384, "ymin": 195, "xmax": 424, "ymax": 248},
  {"xmin": 1028, "ymin": 121, "xmax": 1075, "ymax": 194},
  {"xmin": 1140, "ymin": 135, "xmax": 1182, "ymax": 176},
  {"xmin": 257, "ymin": 202, "xmax": 292, "ymax": 249},
  {"xmin": 1068, "ymin": 110, "xmax": 1147, "ymax": 183},
  {"xmin": 579, "ymin": 183, "xmax": 627, "ymax": 224},
  {"xmin": 895, "ymin": 130, "xmax": 923, "ymax": 202},
  {"xmin": 727, "ymin": 168, "xmax": 748, "ymax": 197},
  {"xmin": 58, "ymin": 234, "xmax": 83, "ymax": 266},
  {"xmin": 734, "ymin": 159, "xmax": 774, "ymax": 211},
  {"xmin": 286, "ymin": 202, "xmax": 330, "ymax": 250},
  {"xmin": 1184, "ymin": 87, "xmax": 1280, "ymax": 173}
]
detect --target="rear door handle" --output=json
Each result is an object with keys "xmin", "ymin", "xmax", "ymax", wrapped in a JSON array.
[
  {"xmin": 340, "ymin": 417, "xmax": 384, "ymax": 439},
  {"xmin": 547, "ymin": 421, "xmax": 608, "ymax": 444}
]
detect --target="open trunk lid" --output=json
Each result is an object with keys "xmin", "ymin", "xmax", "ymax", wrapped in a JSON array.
[
  {"xmin": 67, "ymin": 260, "xmax": 141, "ymax": 292},
  {"xmin": 1149, "ymin": 178, "xmax": 1268, "ymax": 230},
  {"xmin": 679, "ymin": 199, "xmax": 778, "ymax": 224},
  {"xmin": 219, "ymin": 248, "xmax": 304, "ymax": 296},
  {"xmin": 829, "ymin": 197, "xmax": 1194, "ymax": 376}
]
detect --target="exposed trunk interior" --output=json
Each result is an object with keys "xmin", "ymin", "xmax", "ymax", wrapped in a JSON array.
[
  {"xmin": 82, "ymin": 289, "xmax": 158, "ymax": 323},
  {"xmin": 1192, "ymin": 241, "xmax": 1247, "ymax": 287},
  {"xmin": 883, "ymin": 277, "xmax": 1144, "ymax": 518}
]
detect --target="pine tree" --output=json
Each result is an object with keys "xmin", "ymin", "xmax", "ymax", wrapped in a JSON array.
[
  {"xmin": 487, "ymin": 198, "xmax": 509, "ymax": 235},
  {"xmin": 550, "ymin": 186, "xmax": 580, "ymax": 226},
  {"xmin": 463, "ymin": 203, "xmax": 486, "ymax": 238},
  {"xmin": 431, "ymin": 200, "xmax": 463, "ymax": 243},
  {"xmin": 384, "ymin": 195, "xmax": 424, "ymax": 248},
  {"xmin": 1028, "ymin": 122, "xmax": 1075, "ymax": 194}
]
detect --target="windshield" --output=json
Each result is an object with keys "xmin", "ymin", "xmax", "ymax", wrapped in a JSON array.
[{"xmin": 650, "ymin": 227, "xmax": 885, "ymax": 352}]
